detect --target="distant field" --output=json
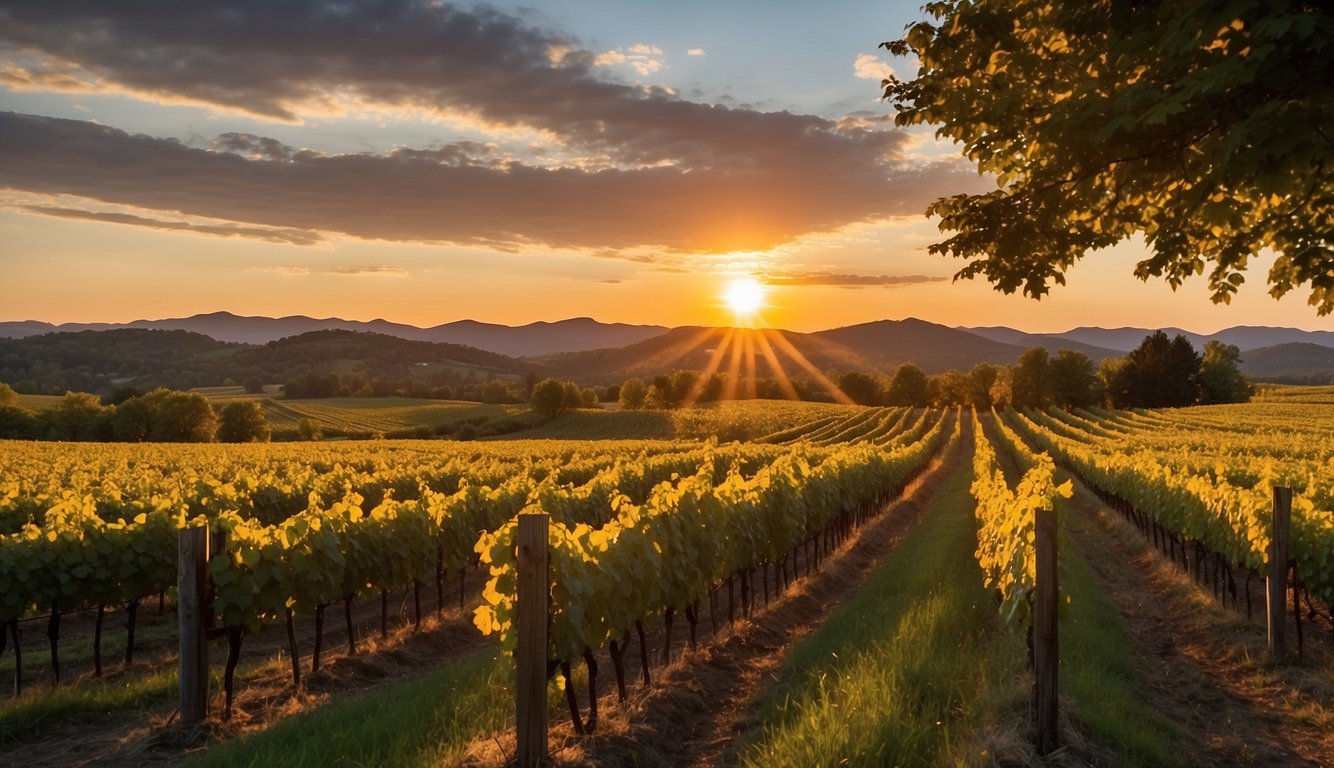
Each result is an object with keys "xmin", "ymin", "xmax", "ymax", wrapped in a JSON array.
[{"xmin": 1253, "ymin": 383, "xmax": 1334, "ymax": 404}]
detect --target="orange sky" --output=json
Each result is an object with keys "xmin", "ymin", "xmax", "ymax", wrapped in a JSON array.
[{"xmin": 1, "ymin": 1, "xmax": 1330, "ymax": 334}]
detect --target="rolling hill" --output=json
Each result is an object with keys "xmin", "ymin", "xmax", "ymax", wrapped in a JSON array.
[{"xmin": 0, "ymin": 311, "xmax": 668, "ymax": 355}]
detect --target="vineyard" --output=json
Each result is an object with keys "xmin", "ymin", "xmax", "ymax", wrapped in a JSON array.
[{"xmin": 1, "ymin": 399, "xmax": 1332, "ymax": 766}]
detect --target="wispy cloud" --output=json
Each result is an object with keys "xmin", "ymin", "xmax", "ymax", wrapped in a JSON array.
[
  {"xmin": 686, "ymin": 48, "xmax": 706, "ymax": 57},
  {"xmin": 765, "ymin": 272, "xmax": 946, "ymax": 287},
  {"xmin": 332, "ymin": 266, "xmax": 409, "ymax": 277},
  {"xmin": 20, "ymin": 205, "xmax": 323, "ymax": 245}
]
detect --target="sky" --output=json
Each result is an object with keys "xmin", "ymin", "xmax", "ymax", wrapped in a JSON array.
[{"xmin": 0, "ymin": 0, "xmax": 1329, "ymax": 334}]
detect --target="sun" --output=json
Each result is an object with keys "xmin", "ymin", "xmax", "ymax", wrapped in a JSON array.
[{"xmin": 723, "ymin": 277, "xmax": 766, "ymax": 319}]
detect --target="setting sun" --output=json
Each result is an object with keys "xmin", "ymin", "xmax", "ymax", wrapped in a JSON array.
[{"xmin": 724, "ymin": 277, "xmax": 766, "ymax": 318}]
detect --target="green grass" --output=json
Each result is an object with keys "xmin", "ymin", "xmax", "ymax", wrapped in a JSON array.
[
  {"xmin": 1060, "ymin": 517, "xmax": 1186, "ymax": 767},
  {"xmin": 190, "ymin": 649, "xmax": 511, "ymax": 768},
  {"xmin": 736, "ymin": 449, "xmax": 1028, "ymax": 768},
  {"xmin": 1, "ymin": 665, "xmax": 180, "ymax": 744}
]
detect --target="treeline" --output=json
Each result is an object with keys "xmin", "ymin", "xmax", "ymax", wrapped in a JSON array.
[
  {"xmin": 0, "ymin": 328, "xmax": 526, "ymax": 397},
  {"xmin": 279, "ymin": 370, "xmax": 526, "ymax": 403},
  {"xmin": 0, "ymin": 384, "xmax": 270, "ymax": 443},
  {"xmin": 607, "ymin": 331, "xmax": 1250, "ymax": 411}
]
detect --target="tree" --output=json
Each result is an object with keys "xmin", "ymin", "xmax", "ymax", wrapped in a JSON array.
[
  {"xmin": 243, "ymin": 377, "xmax": 265, "ymax": 395},
  {"xmin": 1199, "ymin": 341, "xmax": 1253, "ymax": 403},
  {"xmin": 642, "ymin": 384, "xmax": 669, "ymax": 410},
  {"xmin": 1048, "ymin": 350, "xmax": 1098, "ymax": 409},
  {"xmin": 928, "ymin": 369, "xmax": 967, "ymax": 406},
  {"xmin": 838, "ymin": 370, "xmax": 883, "ymax": 406},
  {"xmin": 989, "ymin": 366, "xmax": 1015, "ymax": 408},
  {"xmin": 1011, "ymin": 348, "xmax": 1052, "ymax": 408},
  {"xmin": 297, "ymin": 417, "xmax": 323, "ymax": 441},
  {"xmin": 44, "ymin": 391, "xmax": 113, "ymax": 441},
  {"xmin": 1099, "ymin": 357, "xmax": 1133, "ymax": 408},
  {"xmin": 530, "ymin": 378, "xmax": 571, "ymax": 417},
  {"xmin": 218, "ymin": 400, "xmax": 271, "ymax": 442},
  {"xmin": 1119, "ymin": 331, "xmax": 1202, "ymax": 407},
  {"xmin": 882, "ymin": 1, "xmax": 1334, "ymax": 314},
  {"xmin": 886, "ymin": 363, "xmax": 930, "ymax": 406},
  {"xmin": 619, "ymin": 377, "xmax": 647, "ymax": 410},
  {"xmin": 0, "ymin": 382, "xmax": 17, "ymax": 408},
  {"xmin": 965, "ymin": 363, "xmax": 999, "ymax": 408}
]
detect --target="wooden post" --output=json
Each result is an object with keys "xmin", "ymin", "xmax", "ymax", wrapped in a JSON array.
[
  {"xmin": 1033, "ymin": 505, "xmax": 1059, "ymax": 755},
  {"xmin": 516, "ymin": 514, "xmax": 550, "ymax": 767},
  {"xmin": 178, "ymin": 526, "xmax": 210, "ymax": 723},
  {"xmin": 1267, "ymin": 486, "xmax": 1292, "ymax": 660}
]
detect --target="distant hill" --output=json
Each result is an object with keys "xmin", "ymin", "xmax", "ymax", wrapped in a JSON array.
[
  {"xmin": 1239, "ymin": 342, "xmax": 1334, "ymax": 384},
  {"xmin": 959, "ymin": 326, "xmax": 1122, "ymax": 360},
  {"xmin": 533, "ymin": 318, "xmax": 1106, "ymax": 383},
  {"xmin": 964, "ymin": 324, "xmax": 1334, "ymax": 353},
  {"xmin": 0, "ymin": 328, "xmax": 527, "ymax": 395},
  {"xmin": 0, "ymin": 312, "xmax": 668, "ymax": 356}
]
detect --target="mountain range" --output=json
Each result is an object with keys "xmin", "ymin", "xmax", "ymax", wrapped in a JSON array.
[{"xmin": 1, "ymin": 312, "xmax": 1332, "ymax": 387}]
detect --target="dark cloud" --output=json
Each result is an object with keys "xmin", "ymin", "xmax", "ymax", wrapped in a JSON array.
[
  {"xmin": 764, "ymin": 272, "xmax": 948, "ymax": 287},
  {"xmin": 0, "ymin": 112, "xmax": 973, "ymax": 252},
  {"xmin": 19, "ymin": 204, "xmax": 323, "ymax": 245},
  {"xmin": 0, "ymin": 1, "xmax": 983, "ymax": 251}
]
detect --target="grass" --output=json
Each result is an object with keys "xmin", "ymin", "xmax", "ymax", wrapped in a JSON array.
[
  {"xmin": 497, "ymin": 409, "xmax": 676, "ymax": 440},
  {"xmin": 1059, "ymin": 524, "xmax": 1186, "ymax": 767},
  {"xmin": 735, "ymin": 448, "xmax": 1030, "ymax": 768},
  {"xmin": 1, "ymin": 665, "xmax": 180, "ymax": 745},
  {"xmin": 190, "ymin": 649, "xmax": 510, "ymax": 768}
]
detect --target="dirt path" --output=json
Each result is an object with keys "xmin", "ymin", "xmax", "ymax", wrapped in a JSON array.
[
  {"xmin": 1061, "ymin": 475, "xmax": 1334, "ymax": 768},
  {"xmin": 479, "ymin": 426, "xmax": 967, "ymax": 768}
]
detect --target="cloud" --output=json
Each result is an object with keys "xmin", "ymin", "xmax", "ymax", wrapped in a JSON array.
[
  {"xmin": 19, "ymin": 204, "xmax": 323, "ymax": 245},
  {"xmin": 687, "ymin": 48, "xmax": 706, "ymax": 57},
  {"xmin": 0, "ymin": 112, "xmax": 977, "ymax": 253},
  {"xmin": 247, "ymin": 265, "xmax": 312, "ymax": 276},
  {"xmin": 593, "ymin": 43, "xmax": 664, "ymax": 77},
  {"xmin": 332, "ymin": 266, "xmax": 409, "ymax": 276},
  {"xmin": 0, "ymin": 2, "xmax": 985, "ymax": 253},
  {"xmin": 853, "ymin": 54, "xmax": 894, "ymax": 81},
  {"xmin": 596, "ymin": 278, "xmax": 622, "ymax": 284},
  {"xmin": 244, "ymin": 265, "xmax": 408, "ymax": 277},
  {"xmin": 764, "ymin": 272, "xmax": 946, "ymax": 287}
]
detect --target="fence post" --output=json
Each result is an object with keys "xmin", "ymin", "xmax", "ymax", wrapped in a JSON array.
[
  {"xmin": 178, "ymin": 525, "xmax": 210, "ymax": 723},
  {"xmin": 1034, "ymin": 505, "xmax": 1059, "ymax": 755},
  {"xmin": 1267, "ymin": 486, "xmax": 1292, "ymax": 660},
  {"xmin": 516, "ymin": 514, "xmax": 550, "ymax": 767}
]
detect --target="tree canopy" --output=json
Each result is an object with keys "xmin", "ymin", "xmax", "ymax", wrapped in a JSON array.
[{"xmin": 882, "ymin": 0, "xmax": 1333, "ymax": 313}]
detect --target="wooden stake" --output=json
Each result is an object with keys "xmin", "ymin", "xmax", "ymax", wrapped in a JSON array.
[
  {"xmin": 1034, "ymin": 505, "xmax": 1059, "ymax": 755},
  {"xmin": 178, "ymin": 526, "xmax": 210, "ymax": 723},
  {"xmin": 1267, "ymin": 486, "xmax": 1292, "ymax": 659},
  {"xmin": 516, "ymin": 514, "xmax": 549, "ymax": 767}
]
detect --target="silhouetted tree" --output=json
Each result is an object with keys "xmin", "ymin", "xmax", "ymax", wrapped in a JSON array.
[
  {"xmin": 530, "ymin": 378, "xmax": 571, "ymax": 417},
  {"xmin": 965, "ymin": 363, "xmax": 998, "ymax": 408},
  {"xmin": 1048, "ymin": 350, "xmax": 1098, "ymax": 409},
  {"xmin": 218, "ymin": 400, "xmax": 271, "ymax": 442},
  {"xmin": 619, "ymin": 378, "xmax": 647, "ymax": 410},
  {"xmin": 838, "ymin": 370, "xmax": 882, "ymax": 406},
  {"xmin": 1011, "ymin": 348, "xmax": 1051, "ymax": 408},
  {"xmin": 1199, "ymin": 341, "xmax": 1253, "ymax": 404},
  {"xmin": 886, "ymin": 363, "xmax": 930, "ymax": 407}
]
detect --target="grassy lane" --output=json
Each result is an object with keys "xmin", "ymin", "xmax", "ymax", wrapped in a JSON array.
[
  {"xmin": 191, "ymin": 648, "xmax": 510, "ymax": 768},
  {"xmin": 1058, "ymin": 528, "xmax": 1185, "ymax": 767},
  {"xmin": 735, "ymin": 439, "xmax": 1032, "ymax": 768}
]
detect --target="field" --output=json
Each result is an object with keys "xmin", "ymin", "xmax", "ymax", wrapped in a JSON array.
[{"xmin": 1, "ymin": 399, "xmax": 1332, "ymax": 767}]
